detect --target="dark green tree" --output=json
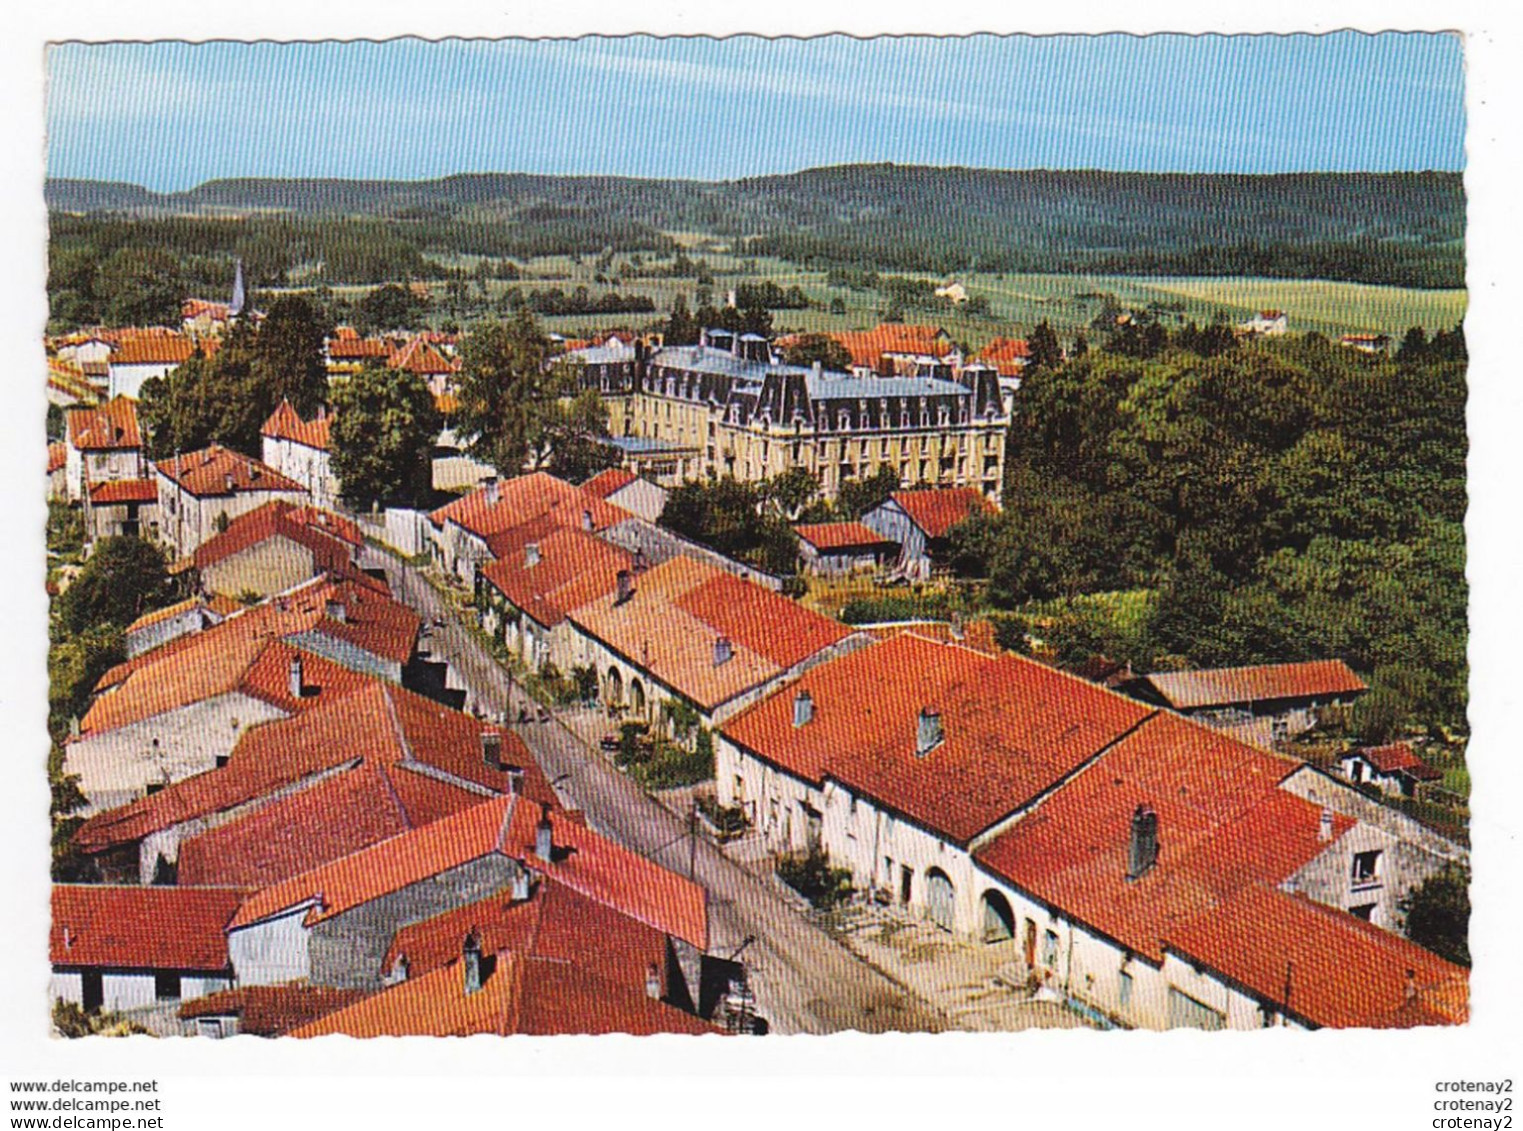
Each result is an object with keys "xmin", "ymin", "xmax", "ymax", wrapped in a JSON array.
[
  {"xmin": 95, "ymin": 247, "xmax": 183, "ymax": 327},
  {"xmin": 253, "ymin": 295, "xmax": 331, "ymax": 417},
  {"xmin": 1400, "ymin": 866, "xmax": 1470, "ymax": 967},
  {"xmin": 1397, "ymin": 325, "xmax": 1430, "ymax": 362},
  {"xmin": 835, "ymin": 465, "xmax": 902, "ymax": 519},
  {"xmin": 454, "ymin": 311, "xmax": 586, "ymax": 476},
  {"xmin": 780, "ymin": 333, "xmax": 852, "ymax": 372},
  {"xmin": 329, "ymin": 363, "xmax": 442, "ymax": 507},
  {"xmin": 1026, "ymin": 319, "xmax": 1063, "ymax": 372},
  {"xmin": 357, "ymin": 283, "xmax": 424, "ymax": 335},
  {"xmin": 664, "ymin": 295, "xmax": 699, "ymax": 345},
  {"xmin": 56, "ymin": 537, "xmax": 174, "ymax": 637}
]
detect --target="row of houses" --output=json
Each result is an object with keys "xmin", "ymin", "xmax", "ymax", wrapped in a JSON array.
[
  {"xmin": 53, "ymin": 527, "xmax": 726, "ymax": 1035},
  {"xmin": 710, "ymin": 632, "xmax": 1469, "ymax": 1030}
]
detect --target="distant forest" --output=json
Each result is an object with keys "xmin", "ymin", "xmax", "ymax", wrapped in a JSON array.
[{"xmin": 46, "ymin": 165, "xmax": 1466, "ymax": 321}]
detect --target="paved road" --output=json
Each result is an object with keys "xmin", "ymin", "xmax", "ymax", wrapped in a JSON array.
[{"xmin": 371, "ymin": 549, "xmax": 946, "ymax": 1035}]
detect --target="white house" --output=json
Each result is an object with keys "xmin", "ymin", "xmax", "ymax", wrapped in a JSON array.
[
  {"xmin": 260, "ymin": 400, "xmax": 341, "ymax": 510},
  {"xmin": 64, "ymin": 395, "xmax": 145, "ymax": 503},
  {"xmin": 106, "ymin": 332, "xmax": 198, "ymax": 400},
  {"xmin": 50, "ymin": 885, "xmax": 241, "ymax": 1027},
  {"xmin": 580, "ymin": 467, "xmax": 670, "ymax": 524},
  {"xmin": 155, "ymin": 445, "xmax": 308, "ymax": 557},
  {"xmin": 1238, "ymin": 309, "xmax": 1289, "ymax": 336}
]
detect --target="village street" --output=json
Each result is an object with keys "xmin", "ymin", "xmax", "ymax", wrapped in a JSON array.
[{"xmin": 368, "ymin": 548, "xmax": 949, "ymax": 1035}]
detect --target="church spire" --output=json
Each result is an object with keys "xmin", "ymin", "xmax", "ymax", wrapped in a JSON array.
[{"xmin": 229, "ymin": 259, "xmax": 246, "ymax": 318}]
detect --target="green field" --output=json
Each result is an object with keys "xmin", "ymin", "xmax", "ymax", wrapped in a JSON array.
[{"xmin": 319, "ymin": 251, "xmax": 1466, "ymax": 346}]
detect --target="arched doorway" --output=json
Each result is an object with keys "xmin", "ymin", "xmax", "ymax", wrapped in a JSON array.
[
  {"xmin": 980, "ymin": 890, "xmax": 1015, "ymax": 943},
  {"xmin": 629, "ymin": 678, "xmax": 647, "ymax": 718},
  {"xmin": 925, "ymin": 867, "xmax": 955, "ymax": 933},
  {"xmin": 605, "ymin": 666, "xmax": 623, "ymax": 708}
]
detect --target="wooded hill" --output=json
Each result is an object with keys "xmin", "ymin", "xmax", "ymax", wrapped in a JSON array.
[{"xmin": 46, "ymin": 164, "xmax": 1465, "ymax": 289}]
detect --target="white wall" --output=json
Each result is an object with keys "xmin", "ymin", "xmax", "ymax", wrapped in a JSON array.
[
  {"xmin": 65, "ymin": 693, "xmax": 288, "ymax": 814},
  {"xmin": 228, "ymin": 907, "xmax": 315, "ymax": 986}
]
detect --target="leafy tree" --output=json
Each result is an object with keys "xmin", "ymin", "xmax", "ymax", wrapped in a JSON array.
[
  {"xmin": 829, "ymin": 296, "xmax": 848, "ymax": 316},
  {"xmin": 138, "ymin": 319, "xmax": 269, "ymax": 457},
  {"xmin": 48, "ymin": 625, "xmax": 125, "ymax": 739},
  {"xmin": 835, "ymin": 465, "xmax": 901, "ymax": 519},
  {"xmin": 329, "ymin": 363, "xmax": 442, "ymax": 507},
  {"xmin": 762, "ymin": 468, "xmax": 821, "ymax": 521},
  {"xmin": 454, "ymin": 311, "xmax": 595, "ymax": 475},
  {"xmin": 1400, "ymin": 866, "xmax": 1470, "ymax": 967},
  {"xmin": 1026, "ymin": 320, "xmax": 1063, "ymax": 372},
  {"xmin": 95, "ymin": 247, "xmax": 183, "ymax": 327},
  {"xmin": 1397, "ymin": 325, "xmax": 1430, "ymax": 362},
  {"xmin": 780, "ymin": 333, "xmax": 852, "ymax": 372},
  {"xmin": 662, "ymin": 476, "xmax": 799, "ymax": 574},
  {"xmin": 538, "ymin": 388, "xmax": 620, "ymax": 484},
  {"xmin": 664, "ymin": 294, "xmax": 699, "ymax": 345},
  {"xmin": 253, "ymin": 295, "xmax": 331, "ymax": 417},
  {"xmin": 56, "ymin": 537, "xmax": 174, "ymax": 636},
  {"xmin": 356, "ymin": 283, "xmax": 424, "ymax": 334}
]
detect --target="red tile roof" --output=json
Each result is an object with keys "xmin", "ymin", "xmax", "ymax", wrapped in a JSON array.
[
  {"xmin": 87, "ymin": 478, "xmax": 158, "ymax": 504},
  {"xmin": 388, "ymin": 335, "xmax": 457, "ymax": 376},
  {"xmin": 430, "ymin": 471, "xmax": 632, "ymax": 541},
  {"xmin": 50, "ymin": 885, "xmax": 245, "ymax": 971},
  {"xmin": 977, "ymin": 337, "xmax": 1032, "ymax": 377},
  {"xmin": 569, "ymin": 556, "xmax": 854, "ymax": 713},
  {"xmin": 75, "ymin": 678, "xmax": 539, "ymax": 855},
  {"xmin": 80, "ymin": 635, "xmax": 365, "ymax": 738},
  {"xmin": 326, "ymin": 335, "xmax": 392, "ymax": 361},
  {"xmin": 289, "ymin": 951, "xmax": 715, "ymax": 1037},
  {"xmin": 581, "ymin": 468, "xmax": 638, "ymax": 499},
  {"xmin": 726, "ymin": 634, "xmax": 1153, "ymax": 842},
  {"xmin": 1356, "ymin": 742, "xmax": 1443, "ymax": 780},
  {"xmin": 794, "ymin": 521, "xmax": 896, "ymax": 553},
  {"xmin": 231, "ymin": 794, "xmax": 708, "ymax": 950},
  {"xmin": 110, "ymin": 334, "xmax": 197, "ymax": 366},
  {"xmin": 179, "ymin": 984, "xmax": 369, "ymax": 1036},
  {"xmin": 384, "ymin": 879, "xmax": 668, "ymax": 989},
  {"xmin": 888, "ymin": 487, "xmax": 998, "ymax": 539},
  {"xmin": 830, "ymin": 325, "xmax": 953, "ymax": 370},
  {"xmin": 260, "ymin": 399, "xmax": 333, "ymax": 450},
  {"xmin": 1165, "ymin": 885, "xmax": 1468, "ymax": 1028},
  {"xmin": 157, "ymin": 445, "xmax": 305, "ymax": 498},
  {"xmin": 1140, "ymin": 660, "xmax": 1368, "ymax": 711},
  {"xmin": 66, "ymin": 395, "xmax": 141, "ymax": 451},
  {"xmin": 974, "ymin": 713, "xmax": 1334, "ymax": 962},
  {"xmin": 479, "ymin": 523, "xmax": 635, "ymax": 628},
  {"xmin": 47, "ymin": 441, "xmax": 67, "ymax": 475},
  {"xmin": 193, "ymin": 501, "xmax": 359, "ymax": 576},
  {"xmin": 176, "ymin": 764, "xmax": 474, "ymax": 888}
]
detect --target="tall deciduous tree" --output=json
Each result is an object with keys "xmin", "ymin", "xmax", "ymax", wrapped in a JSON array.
[
  {"xmin": 1400, "ymin": 866, "xmax": 1470, "ymax": 967},
  {"xmin": 254, "ymin": 295, "xmax": 331, "ymax": 417},
  {"xmin": 454, "ymin": 311, "xmax": 601, "ymax": 476},
  {"xmin": 1026, "ymin": 319, "xmax": 1063, "ymax": 372},
  {"xmin": 95, "ymin": 247, "xmax": 184, "ymax": 328},
  {"xmin": 55, "ymin": 536, "xmax": 175, "ymax": 637},
  {"xmin": 329, "ymin": 363, "xmax": 442, "ymax": 507}
]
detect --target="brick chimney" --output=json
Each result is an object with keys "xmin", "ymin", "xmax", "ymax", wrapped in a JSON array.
[{"xmin": 915, "ymin": 707, "xmax": 942, "ymax": 756}]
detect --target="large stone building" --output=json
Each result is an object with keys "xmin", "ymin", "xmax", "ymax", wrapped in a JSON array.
[{"xmin": 587, "ymin": 328, "xmax": 1008, "ymax": 500}]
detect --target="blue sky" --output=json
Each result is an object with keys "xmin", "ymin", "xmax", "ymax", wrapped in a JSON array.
[{"xmin": 45, "ymin": 34, "xmax": 1465, "ymax": 189}]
